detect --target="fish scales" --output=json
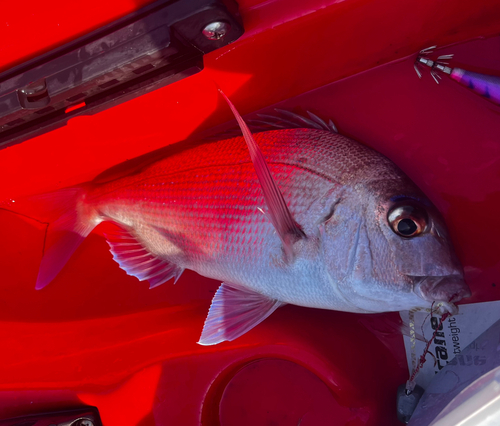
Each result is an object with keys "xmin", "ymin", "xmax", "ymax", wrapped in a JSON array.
[
  {"xmin": 89, "ymin": 129, "xmax": 349, "ymax": 305},
  {"xmin": 17, "ymin": 114, "xmax": 470, "ymax": 345}
]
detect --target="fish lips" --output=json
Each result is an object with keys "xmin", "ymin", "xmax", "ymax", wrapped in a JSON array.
[{"xmin": 412, "ymin": 275, "xmax": 472, "ymax": 315}]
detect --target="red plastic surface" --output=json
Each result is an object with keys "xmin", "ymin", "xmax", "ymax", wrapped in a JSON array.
[{"xmin": 1, "ymin": 0, "xmax": 500, "ymax": 425}]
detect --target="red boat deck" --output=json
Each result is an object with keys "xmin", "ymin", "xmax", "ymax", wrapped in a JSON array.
[{"xmin": 1, "ymin": 1, "xmax": 500, "ymax": 424}]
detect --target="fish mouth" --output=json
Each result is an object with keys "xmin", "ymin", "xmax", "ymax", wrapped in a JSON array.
[{"xmin": 412, "ymin": 275, "xmax": 472, "ymax": 315}]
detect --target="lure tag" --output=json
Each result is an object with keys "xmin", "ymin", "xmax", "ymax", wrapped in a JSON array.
[{"xmin": 396, "ymin": 383, "xmax": 425, "ymax": 424}]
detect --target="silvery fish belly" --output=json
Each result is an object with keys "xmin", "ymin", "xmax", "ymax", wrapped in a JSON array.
[{"xmin": 24, "ymin": 105, "xmax": 471, "ymax": 345}]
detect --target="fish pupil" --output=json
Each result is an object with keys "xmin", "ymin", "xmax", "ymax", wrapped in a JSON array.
[{"xmin": 398, "ymin": 218, "xmax": 418, "ymax": 236}]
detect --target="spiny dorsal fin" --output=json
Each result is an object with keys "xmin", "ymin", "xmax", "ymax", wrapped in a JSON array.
[
  {"xmin": 198, "ymin": 283, "xmax": 284, "ymax": 345},
  {"xmin": 105, "ymin": 225, "xmax": 184, "ymax": 288},
  {"xmin": 205, "ymin": 109, "xmax": 338, "ymax": 141},
  {"xmin": 219, "ymin": 90, "xmax": 306, "ymax": 259},
  {"xmin": 248, "ymin": 109, "xmax": 338, "ymax": 134}
]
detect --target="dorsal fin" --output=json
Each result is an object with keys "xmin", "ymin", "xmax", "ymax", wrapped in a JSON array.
[
  {"xmin": 104, "ymin": 225, "xmax": 184, "ymax": 288},
  {"xmin": 249, "ymin": 109, "xmax": 338, "ymax": 133},
  {"xmin": 219, "ymin": 90, "xmax": 306, "ymax": 259},
  {"xmin": 204, "ymin": 109, "xmax": 338, "ymax": 141}
]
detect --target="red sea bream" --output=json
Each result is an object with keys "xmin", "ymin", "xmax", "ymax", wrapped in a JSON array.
[{"xmin": 18, "ymin": 99, "xmax": 471, "ymax": 345}]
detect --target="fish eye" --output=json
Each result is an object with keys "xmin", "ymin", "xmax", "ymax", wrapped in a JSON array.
[{"xmin": 387, "ymin": 204, "xmax": 428, "ymax": 238}]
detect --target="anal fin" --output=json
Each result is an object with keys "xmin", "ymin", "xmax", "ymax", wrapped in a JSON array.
[
  {"xmin": 198, "ymin": 283, "xmax": 284, "ymax": 346},
  {"xmin": 104, "ymin": 226, "xmax": 184, "ymax": 288}
]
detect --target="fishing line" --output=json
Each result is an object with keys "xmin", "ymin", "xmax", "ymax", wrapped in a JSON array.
[
  {"xmin": 405, "ymin": 303, "xmax": 450, "ymax": 393},
  {"xmin": 408, "ymin": 309, "xmax": 418, "ymax": 379}
]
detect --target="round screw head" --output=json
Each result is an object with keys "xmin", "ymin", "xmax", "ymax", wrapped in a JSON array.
[{"xmin": 202, "ymin": 21, "xmax": 230, "ymax": 40}]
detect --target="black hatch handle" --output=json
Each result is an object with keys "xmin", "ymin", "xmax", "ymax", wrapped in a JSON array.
[{"xmin": 0, "ymin": 0, "xmax": 244, "ymax": 150}]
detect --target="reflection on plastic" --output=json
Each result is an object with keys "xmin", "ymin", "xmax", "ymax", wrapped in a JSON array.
[
  {"xmin": 408, "ymin": 319, "xmax": 500, "ymax": 425},
  {"xmin": 78, "ymin": 364, "xmax": 162, "ymax": 426},
  {"xmin": 431, "ymin": 367, "xmax": 500, "ymax": 426}
]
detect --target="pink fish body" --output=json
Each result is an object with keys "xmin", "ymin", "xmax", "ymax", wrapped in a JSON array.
[{"xmin": 28, "ymin": 106, "xmax": 470, "ymax": 345}]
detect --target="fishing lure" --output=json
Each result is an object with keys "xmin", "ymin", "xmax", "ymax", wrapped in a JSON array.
[{"xmin": 415, "ymin": 46, "xmax": 500, "ymax": 106}]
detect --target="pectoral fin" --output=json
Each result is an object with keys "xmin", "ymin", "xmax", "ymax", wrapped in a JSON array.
[
  {"xmin": 198, "ymin": 283, "xmax": 285, "ymax": 346},
  {"xmin": 219, "ymin": 91, "xmax": 305, "ymax": 259},
  {"xmin": 105, "ymin": 225, "xmax": 184, "ymax": 288}
]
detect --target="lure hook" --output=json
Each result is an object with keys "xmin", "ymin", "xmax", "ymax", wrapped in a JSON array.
[
  {"xmin": 414, "ymin": 46, "xmax": 454, "ymax": 84},
  {"xmin": 414, "ymin": 45, "xmax": 500, "ymax": 106}
]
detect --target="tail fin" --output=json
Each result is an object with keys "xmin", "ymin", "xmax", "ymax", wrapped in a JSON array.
[{"xmin": 6, "ymin": 188, "xmax": 100, "ymax": 289}]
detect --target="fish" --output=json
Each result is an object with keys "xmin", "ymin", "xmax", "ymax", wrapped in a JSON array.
[{"xmin": 10, "ymin": 94, "xmax": 471, "ymax": 345}]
